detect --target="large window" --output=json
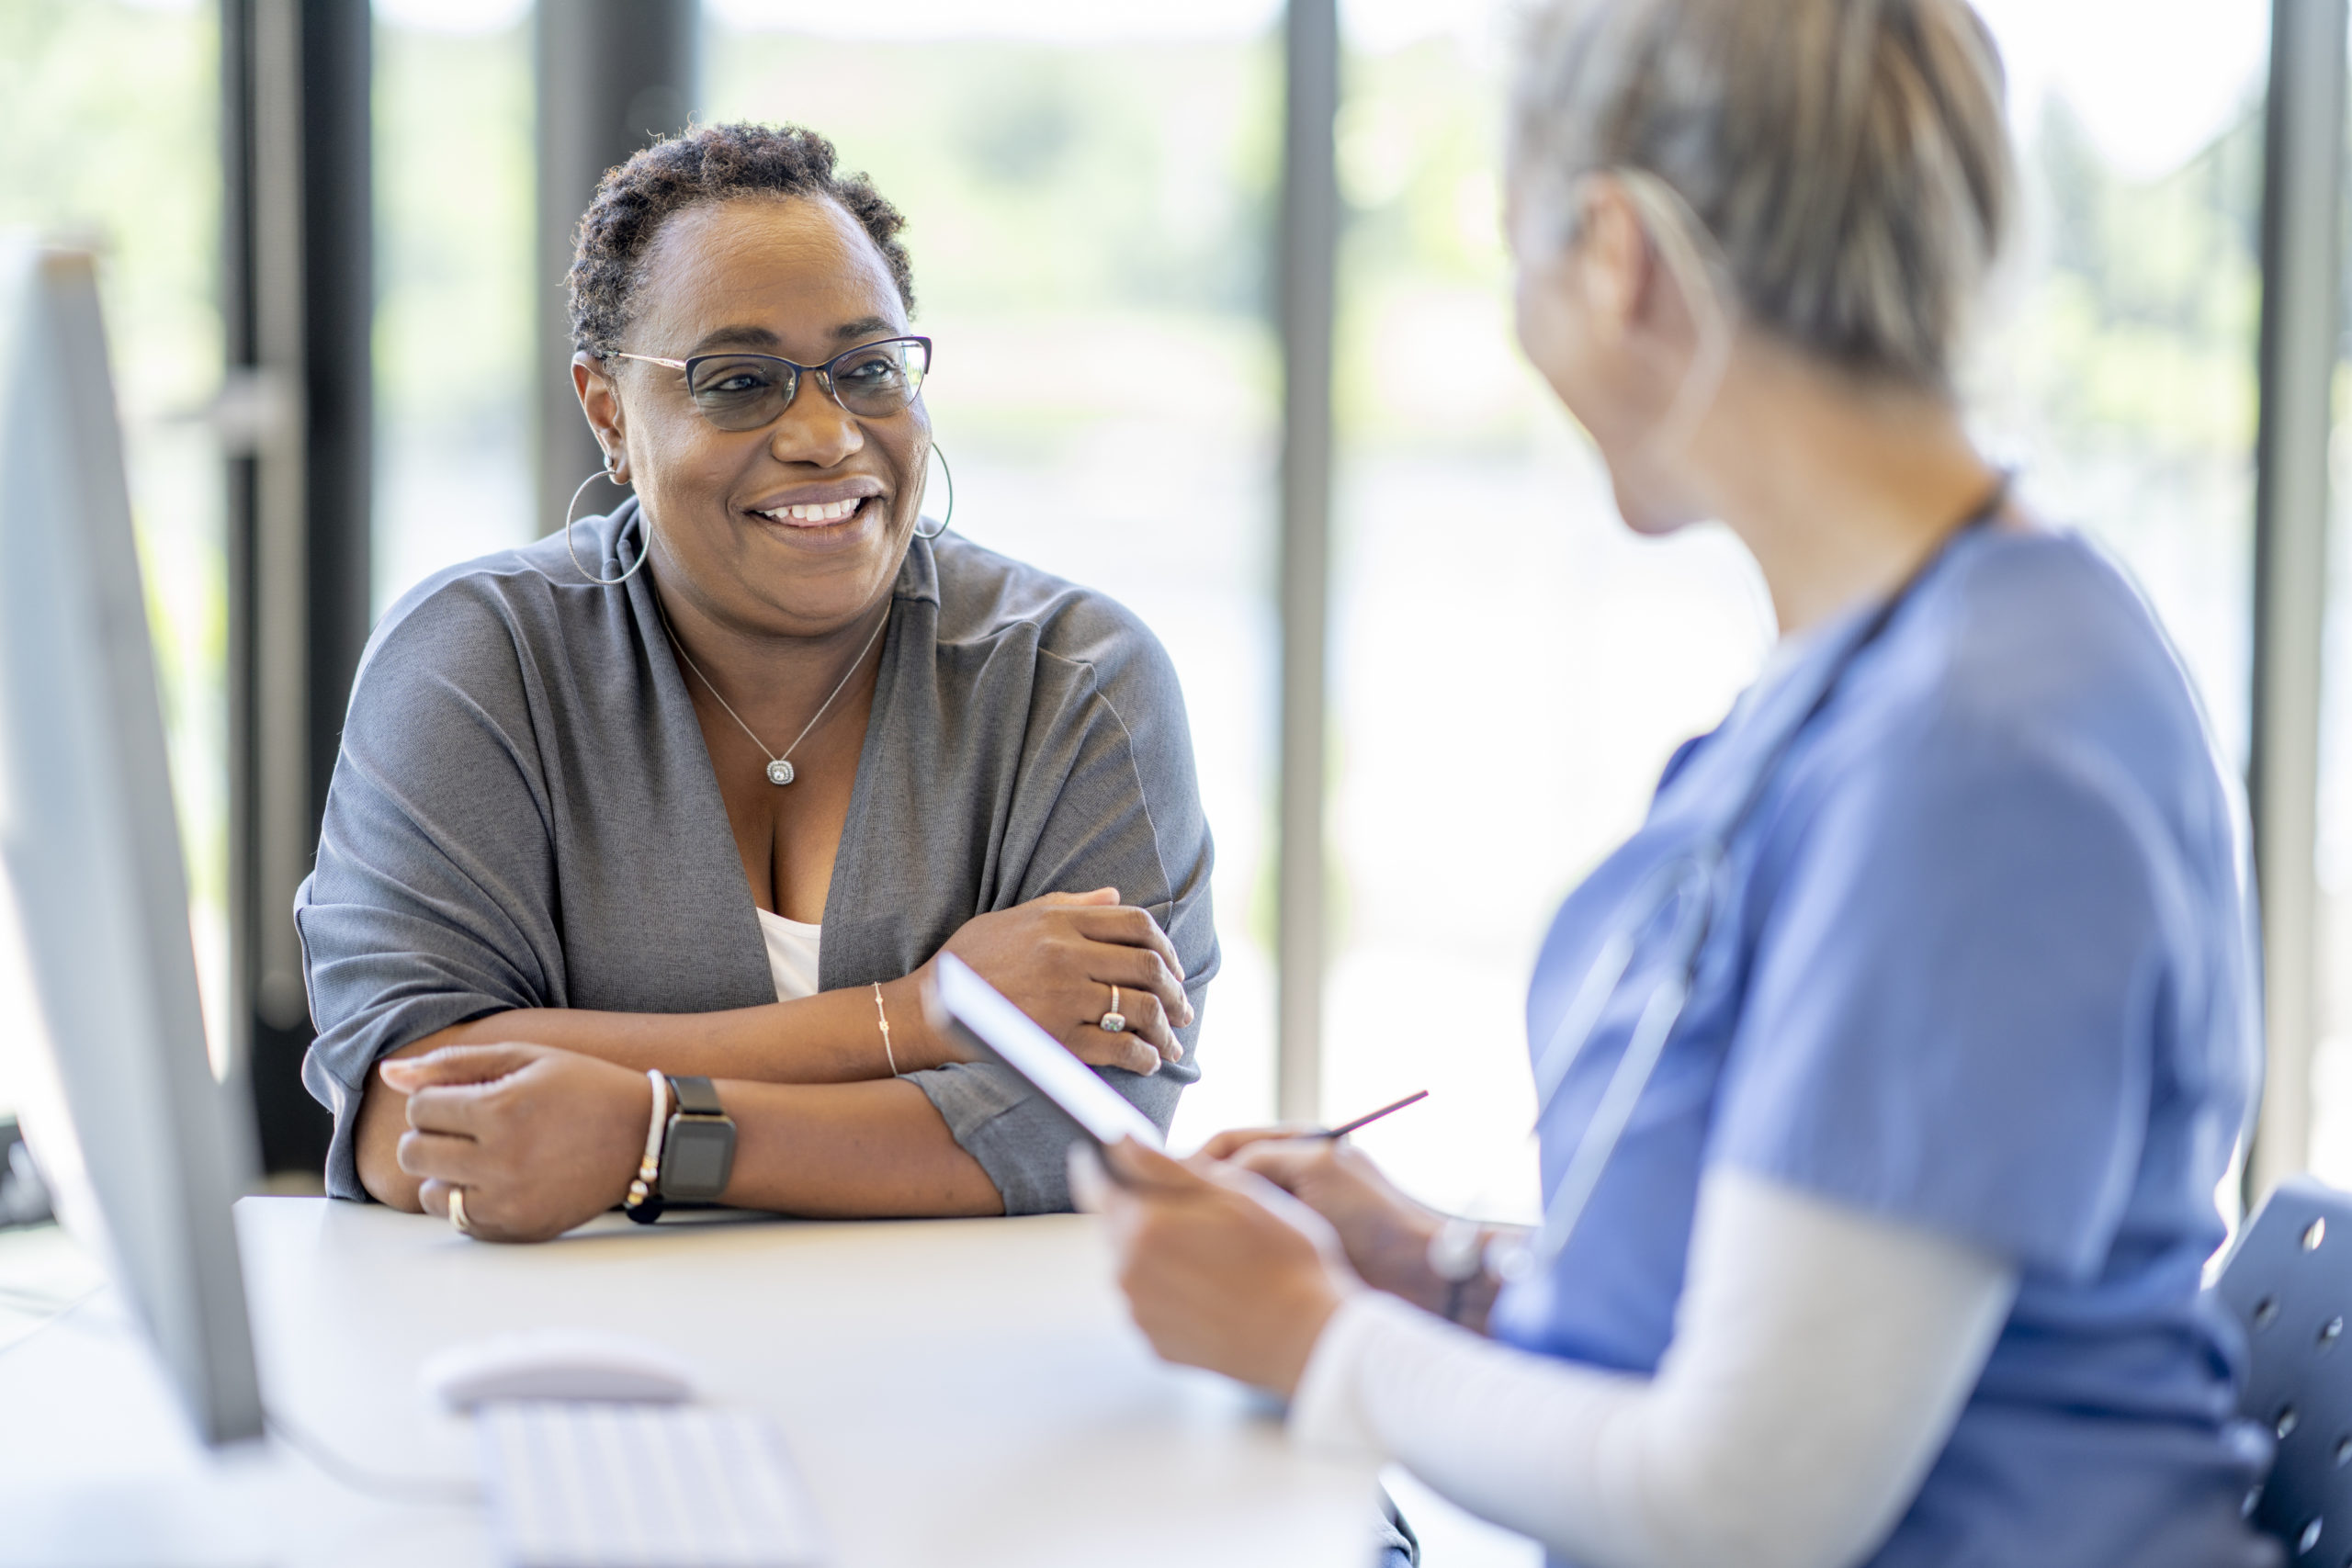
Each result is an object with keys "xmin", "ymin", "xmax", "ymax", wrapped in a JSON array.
[
  {"xmin": 0, "ymin": 0, "xmax": 228, "ymax": 1096},
  {"xmin": 1323, "ymin": 3, "xmax": 1764, "ymax": 1217},
  {"xmin": 372, "ymin": 0, "xmax": 536, "ymax": 611}
]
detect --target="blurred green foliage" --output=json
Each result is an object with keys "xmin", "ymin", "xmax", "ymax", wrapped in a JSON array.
[
  {"xmin": 1334, "ymin": 39, "xmax": 1544, "ymax": 454},
  {"xmin": 0, "ymin": 0, "xmax": 225, "ymax": 920},
  {"xmin": 1332, "ymin": 39, "xmax": 2267, "ymax": 468},
  {"xmin": 711, "ymin": 33, "xmax": 1280, "ymax": 321},
  {"xmin": 0, "ymin": 0, "xmax": 220, "ymax": 411},
  {"xmin": 704, "ymin": 31, "xmax": 1283, "ymax": 461},
  {"xmin": 373, "ymin": 17, "xmax": 533, "ymax": 444},
  {"xmin": 2000, "ymin": 99, "xmax": 2264, "ymax": 461}
]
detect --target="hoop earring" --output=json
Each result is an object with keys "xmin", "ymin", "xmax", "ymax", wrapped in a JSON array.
[
  {"xmin": 562, "ymin": 457, "xmax": 650, "ymax": 586},
  {"xmin": 914, "ymin": 440, "xmax": 954, "ymax": 541}
]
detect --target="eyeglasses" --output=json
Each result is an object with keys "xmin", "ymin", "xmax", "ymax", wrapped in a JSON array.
[{"xmin": 603, "ymin": 335, "xmax": 932, "ymax": 431}]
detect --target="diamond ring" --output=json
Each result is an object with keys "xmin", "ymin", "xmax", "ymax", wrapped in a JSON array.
[{"xmin": 1098, "ymin": 984, "xmax": 1127, "ymax": 1034}]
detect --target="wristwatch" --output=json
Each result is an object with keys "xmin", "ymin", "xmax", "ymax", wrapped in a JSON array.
[{"xmin": 657, "ymin": 1075, "xmax": 736, "ymax": 1203}]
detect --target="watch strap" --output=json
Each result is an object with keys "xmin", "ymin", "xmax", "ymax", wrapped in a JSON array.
[{"xmin": 668, "ymin": 1074, "xmax": 724, "ymax": 1117}]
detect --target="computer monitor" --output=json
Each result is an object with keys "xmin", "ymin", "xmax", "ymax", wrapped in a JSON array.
[{"xmin": 0, "ymin": 244, "xmax": 263, "ymax": 1445}]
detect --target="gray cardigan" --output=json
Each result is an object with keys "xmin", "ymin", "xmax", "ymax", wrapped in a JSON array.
[{"xmin": 296, "ymin": 504, "xmax": 1216, "ymax": 1209}]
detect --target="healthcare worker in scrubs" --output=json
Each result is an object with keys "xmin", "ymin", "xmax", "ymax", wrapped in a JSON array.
[{"xmin": 1079, "ymin": 1, "xmax": 2276, "ymax": 1564}]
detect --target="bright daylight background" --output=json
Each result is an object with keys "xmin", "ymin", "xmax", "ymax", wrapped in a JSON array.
[{"xmin": 0, "ymin": 0, "xmax": 2308, "ymax": 1559}]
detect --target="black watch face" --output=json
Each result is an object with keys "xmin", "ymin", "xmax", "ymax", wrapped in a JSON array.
[{"xmin": 661, "ymin": 1119, "xmax": 736, "ymax": 1201}]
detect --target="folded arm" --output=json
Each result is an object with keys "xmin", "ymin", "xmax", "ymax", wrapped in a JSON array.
[
  {"xmin": 378, "ymin": 1041, "xmax": 1008, "ymax": 1232},
  {"xmin": 354, "ymin": 889, "xmax": 1198, "ymax": 1215},
  {"xmin": 352, "ymin": 1016, "xmax": 1003, "ymax": 1217}
]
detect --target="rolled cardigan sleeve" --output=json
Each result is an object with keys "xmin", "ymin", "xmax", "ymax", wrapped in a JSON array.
[
  {"xmin": 905, "ymin": 604, "xmax": 1219, "ymax": 1214},
  {"xmin": 297, "ymin": 582, "xmax": 565, "ymax": 1200}
]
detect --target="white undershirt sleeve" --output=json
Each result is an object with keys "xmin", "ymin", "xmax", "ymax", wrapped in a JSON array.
[{"xmin": 1289, "ymin": 1168, "xmax": 2019, "ymax": 1568}]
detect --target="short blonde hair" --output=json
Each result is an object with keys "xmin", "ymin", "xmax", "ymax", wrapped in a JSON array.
[{"xmin": 1510, "ymin": 0, "xmax": 2015, "ymax": 389}]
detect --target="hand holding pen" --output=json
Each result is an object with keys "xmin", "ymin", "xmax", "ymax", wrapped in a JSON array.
[{"xmin": 1164, "ymin": 1090, "xmax": 1469, "ymax": 1314}]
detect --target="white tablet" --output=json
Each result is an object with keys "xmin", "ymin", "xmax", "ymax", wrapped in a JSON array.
[{"xmin": 929, "ymin": 954, "xmax": 1166, "ymax": 1150}]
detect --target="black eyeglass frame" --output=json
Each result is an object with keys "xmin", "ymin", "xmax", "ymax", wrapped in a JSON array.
[{"xmin": 600, "ymin": 335, "xmax": 933, "ymax": 430}]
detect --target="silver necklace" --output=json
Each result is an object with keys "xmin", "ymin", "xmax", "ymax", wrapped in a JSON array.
[{"xmin": 661, "ymin": 604, "xmax": 890, "ymax": 786}]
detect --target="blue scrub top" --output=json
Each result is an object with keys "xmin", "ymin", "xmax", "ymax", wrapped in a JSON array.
[{"xmin": 1494, "ymin": 529, "xmax": 2275, "ymax": 1567}]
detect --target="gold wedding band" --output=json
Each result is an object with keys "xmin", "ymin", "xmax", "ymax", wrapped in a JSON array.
[
  {"xmin": 1098, "ymin": 984, "xmax": 1128, "ymax": 1034},
  {"xmin": 448, "ymin": 1186, "xmax": 471, "ymax": 1235}
]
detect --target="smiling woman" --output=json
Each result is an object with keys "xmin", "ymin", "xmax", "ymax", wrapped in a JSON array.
[{"xmin": 293, "ymin": 123, "xmax": 1217, "ymax": 1242}]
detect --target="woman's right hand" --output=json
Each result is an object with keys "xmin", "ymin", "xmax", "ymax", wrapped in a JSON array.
[
  {"xmin": 927, "ymin": 887, "xmax": 1193, "ymax": 1077},
  {"xmin": 1198, "ymin": 1129, "xmax": 1452, "ymax": 1311}
]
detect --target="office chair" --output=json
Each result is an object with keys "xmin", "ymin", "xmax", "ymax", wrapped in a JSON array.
[{"xmin": 2215, "ymin": 1177, "xmax": 2352, "ymax": 1561}]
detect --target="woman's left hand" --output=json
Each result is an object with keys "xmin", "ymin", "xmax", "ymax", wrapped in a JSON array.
[
  {"xmin": 379, "ymin": 1043, "xmax": 651, "ymax": 1244},
  {"xmin": 1075, "ymin": 1138, "xmax": 1361, "ymax": 1398}
]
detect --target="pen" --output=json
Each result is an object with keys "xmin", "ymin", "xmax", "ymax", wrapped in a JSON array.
[{"xmin": 1317, "ymin": 1089, "xmax": 1430, "ymax": 1140}]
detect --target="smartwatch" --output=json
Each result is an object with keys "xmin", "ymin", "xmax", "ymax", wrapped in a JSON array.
[{"xmin": 656, "ymin": 1075, "xmax": 736, "ymax": 1203}]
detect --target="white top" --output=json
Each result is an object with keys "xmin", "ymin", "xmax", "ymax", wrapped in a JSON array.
[
  {"xmin": 755, "ymin": 908, "xmax": 822, "ymax": 1002},
  {"xmin": 1287, "ymin": 1169, "xmax": 2018, "ymax": 1568}
]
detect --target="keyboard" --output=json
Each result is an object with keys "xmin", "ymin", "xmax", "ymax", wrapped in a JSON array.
[{"xmin": 476, "ymin": 1403, "xmax": 827, "ymax": 1568}]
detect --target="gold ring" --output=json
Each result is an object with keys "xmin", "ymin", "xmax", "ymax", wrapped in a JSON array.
[
  {"xmin": 1098, "ymin": 984, "xmax": 1127, "ymax": 1034},
  {"xmin": 447, "ymin": 1186, "xmax": 471, "ymax": 1235}
]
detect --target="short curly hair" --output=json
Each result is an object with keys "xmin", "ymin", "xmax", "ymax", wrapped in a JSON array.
[{"xmin": 567, "ymin": 121, "xmax": 916, "ymax": 358}]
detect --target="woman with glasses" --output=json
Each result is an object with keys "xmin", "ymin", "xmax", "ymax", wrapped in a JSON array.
[
  {"xmin": 297, "ymin": 123, "xmax": 1215, "ymax": 1243},
  {"xmin": 1085, "ymin": 2, "xmax": 2272, "ymax": 1564}
]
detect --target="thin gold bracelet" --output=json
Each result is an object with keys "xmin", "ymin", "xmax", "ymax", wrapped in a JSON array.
[{"xmin": 871, "ymin": 982, "xmax": 902, "ymax": 1077}]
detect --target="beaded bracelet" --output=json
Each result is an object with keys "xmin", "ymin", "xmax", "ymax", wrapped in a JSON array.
[{"xmin": 622, "ymin": 1068, "xmax": 669, "ymax": 1224}]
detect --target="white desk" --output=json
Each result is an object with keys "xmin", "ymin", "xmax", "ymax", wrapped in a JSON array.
[{"xmin": 0, "ymin": 1198, "xmax": 1378, "ymax": 1567}]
